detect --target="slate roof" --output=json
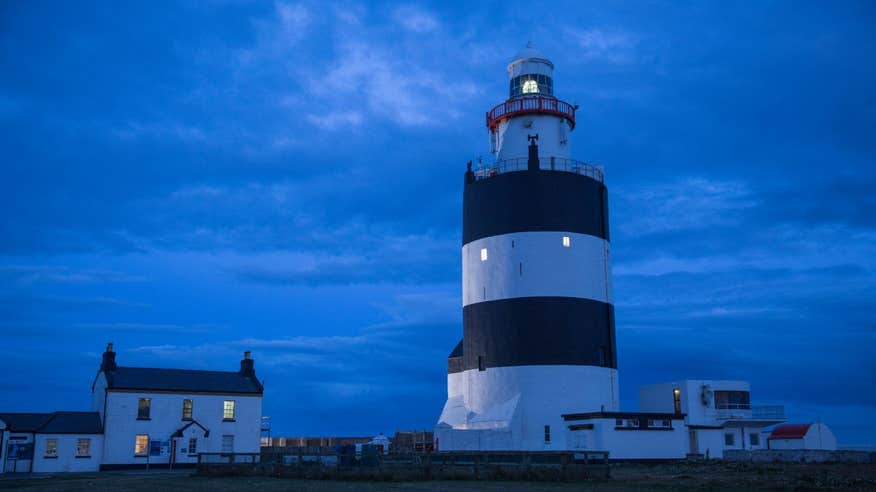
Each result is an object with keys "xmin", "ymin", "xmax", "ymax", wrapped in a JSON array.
[
  {"xmin": 104, "ymin": 366, "xmax": 263, "ymax": 394},
  {"xmin": 0, "ymin": 411, "xmax": 102, "ymax": 434}
]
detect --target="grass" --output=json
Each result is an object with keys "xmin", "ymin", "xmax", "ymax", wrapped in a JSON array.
[{"xmin": 1, "ymin": 462, "xmax": 874, "ymax": 491}]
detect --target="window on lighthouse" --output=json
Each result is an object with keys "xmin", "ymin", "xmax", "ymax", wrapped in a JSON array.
[
  {"xmin": 522, "ymin": 79, "xmax": 539, "ymax": 94},
  {"xmin": 480, "ymin": 248, "xmax": 488, "ymax": 261},
  {"xmin": 562, "ymin": 236, "xmax": 571, "ymax": 247}
]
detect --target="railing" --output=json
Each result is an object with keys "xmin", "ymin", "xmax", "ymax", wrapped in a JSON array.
[
  {"xmin": 486, "ymin": 96, "xmax": 576, "ymax": 130},
  {"xmin": 473, "ymin": 157, "xmax": 604, "ymax": 183},
  {"xmin": 715, "ymin": 405, "xmax": 785, "ymax": 421},
  {"xmin": 751, "ymin": 405, "xmax": 785, "ymax": 420}
]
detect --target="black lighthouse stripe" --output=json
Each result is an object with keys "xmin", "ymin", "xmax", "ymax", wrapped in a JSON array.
[
  {"xmin": 463, "ymin": 170, "xmax": 610, "ymax": 246},
  {"xmin": 457, "ymin": 296, "xmax": 617, "ymax": 373}
]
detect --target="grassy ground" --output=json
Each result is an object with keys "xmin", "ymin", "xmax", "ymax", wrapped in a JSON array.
[{"xmin": 1, "ymin": 462, "xmax": 874, "ymax": 491}]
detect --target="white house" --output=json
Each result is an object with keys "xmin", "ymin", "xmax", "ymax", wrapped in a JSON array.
[
  {"xmin": 768, "ymin": 423, "xmax": 837, "ymax": 450},
  {"xmin": 92, "ymin": 343, "xmax": 264, "ymax": 470},
  {"xmin": 0, "ymin": 412, "xmax": 103, "ymax": 473},
  {"xmin": 639, "ymin": 380, "xmax": 786, "ymax": 458}
]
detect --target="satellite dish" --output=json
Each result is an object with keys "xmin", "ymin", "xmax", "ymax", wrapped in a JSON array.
[{"xmin": 700, "ymin": 385, "xmax": 713, "ymax": 407}]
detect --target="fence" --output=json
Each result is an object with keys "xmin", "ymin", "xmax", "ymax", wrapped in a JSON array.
[{"xmin": 197, "ymin": 450, "xmax": 610, "ymax": 481}]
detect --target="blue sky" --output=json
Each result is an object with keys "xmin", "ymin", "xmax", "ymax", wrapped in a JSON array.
[{"xmin": 1, "ymin": 1, "xmax": 874, "ymax": 444}]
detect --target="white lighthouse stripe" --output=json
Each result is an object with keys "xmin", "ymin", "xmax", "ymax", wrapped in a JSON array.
[{"xmin": 462, "ymin": 231, "xmax": 612, "ymax": 307}]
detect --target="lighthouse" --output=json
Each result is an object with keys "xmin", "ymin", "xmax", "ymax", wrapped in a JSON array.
[{"xmin": 436, "ymin": 44, "xmax": 617, "ymax": 450}]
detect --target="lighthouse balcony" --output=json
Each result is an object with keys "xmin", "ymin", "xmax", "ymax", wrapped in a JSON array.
[
  {"xmin": 473, "ymin": 157, "xmax": 604, "ymax": 183},
  {"xmin": 486, "ymin": 96, "xmax": 576, "ymax": 130}
]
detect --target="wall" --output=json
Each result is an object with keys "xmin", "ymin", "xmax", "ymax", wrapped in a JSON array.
[
  {"xmin": 32, "ymin": 434, "xmax": 103, "ymax": 473},
  {"xmin": 496, "ymin": 115, "xmax": 571, "ymax": 161},
  {"xmin": 568, "ymin": 418, "xmax": 688, "ymax": 459},
  {"xmin": 102, "ymin": 391, "xmax": 261, "ymax": 466},
  {"xmin": 725, "ymin": 449, "xmax": 875, "ymax": 464}
]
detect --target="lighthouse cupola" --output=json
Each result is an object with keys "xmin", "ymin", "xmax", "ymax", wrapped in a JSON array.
[
  {"xmin": 507, "ymin": 43, "xmax": 555, "ymax": 98},
  {"xmin": 487, "ymin": 43, "xmax": 576, "ymax": 161}
]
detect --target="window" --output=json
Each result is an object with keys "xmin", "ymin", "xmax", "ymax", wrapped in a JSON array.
[
  {"xmin": 478, "ymin": 355, "xmax": 485, "ymax": 372},
  {"xmin": 648, "ymin": 419, "xmax": 672, "ymax": 428},
  {"xmin": 480, "ymin": 248, "xmax": 488, "ymax": 261},
  {"xmin": 750, "ymin": 433, "xmax": 760, "ymax": 446},
  {"xmin": 673, "ymin": 388, "xmax": 682, "ymax": 414},
  {"xmin": 615, "ymin": 418, "xmax": 623, "ymax": 426},
  {"xmin": 137, "ymin": 398, "xmax": 151, "ymax": 419},
  {"xmin": 221, "ymin": 435, "xmax": 234, "ymax": 453},
  {"xmin": 188, "ymin": 437, "xmax": 197, "ymax": 455},
  {"xmin": 714, "ymin": 390, "xmax": 751, "ymax": 410},
  {"xmin": 182, "ymin": 399, "xmax": 193, "ymax": 420},
  {"xmin": 223, "ymin": 400, "xmax": 236, "ymax": 420},
  {"xmin": 519, "ymin": 262, "xmax": 522, "ymax": 276},
  {"xmin": 135, "ymin": 434, "xmax": 149, "ymax": 456},
  {"xmin": 724, "ymin": 433, "xmax": 735, "ymax": 446},
  {"xmin": 76, "ymin": 438, "xmax": 90, "ymax": 457},
  {"xmin": 544, "ymin": 425, "xmax": 551, "ymax": 443},
  {"xmin": 45, "ymin": 438, "xmax": 57, "ymax": 457},
  {"xmin": 522, "ymin": 79, "xmax": 539, "ymax": 94},
  {"xmin": 562, "ymin": 236, "xmax": 570, "ymax": 247}
]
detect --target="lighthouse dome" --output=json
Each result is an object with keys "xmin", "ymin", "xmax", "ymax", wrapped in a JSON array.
[{"xmin": 507, "ymin": 43, "xmax": 554, "ymax": 98}]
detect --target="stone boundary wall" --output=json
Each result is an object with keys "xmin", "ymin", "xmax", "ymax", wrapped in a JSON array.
[{"xmin": 724, "ymin": 449, "xmax": 875, "ymax": 464}]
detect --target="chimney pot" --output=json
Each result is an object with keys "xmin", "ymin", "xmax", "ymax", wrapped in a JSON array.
[
  {"xmin": 244, "ymin": 350, "xmax": 251, "ymax": 360},
  {"xmin": 107, "ymin": 342, "xmax": 114, "ymax": 352}
]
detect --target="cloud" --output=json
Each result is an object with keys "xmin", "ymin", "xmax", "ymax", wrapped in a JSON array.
[
  {"xmin": 393, "ymin": 6, "xmax": 440, "ymax": 33},
  {"xmin": 306, "ymin": 111, "xmax": 363, "ymax": 129},
  {"xmin": 565, "ymin": 28, "xmax": 638, "ymax": 64}
]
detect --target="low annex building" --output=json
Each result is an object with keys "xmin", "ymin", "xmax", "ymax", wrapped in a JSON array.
[
  {"xmin": 0, "ymin": 344, "xmax": 264, "ymax": 473},
  {"xmin": 0, "ymin": 412, "xmax": 103, "ymax": 473}
]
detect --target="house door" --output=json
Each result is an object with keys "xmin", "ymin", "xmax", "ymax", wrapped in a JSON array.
[{"xmin": 689, "ymin": 430, "xmax": 699, "ymax": 454}]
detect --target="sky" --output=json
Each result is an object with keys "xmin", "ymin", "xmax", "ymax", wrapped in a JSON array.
[{"xmin": 1, "ymin": 1, "xmax": 874, "ymax": 444}]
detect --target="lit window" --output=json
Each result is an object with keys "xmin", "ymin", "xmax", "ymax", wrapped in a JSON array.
[
  {"xmin": 188, "ymin": 437, "xmax": 197, "ymax": 454},
  {"xmin": 135, "ymin": 434, "xmax": 149, "ymax": 456},
  {"xmin": 673, "ymin": 388, "xmax": 682, "ymax": 414},
  {"xmin": 223, "ymin": 400, "xmax": 236, "ymax": 420},
  {"xmin": 522, "ymin": 79, "xmax": 539, "ymax": 94},
  {"xmin": 480, "ymin": 248, "xmax": 488, "ymax": 261},
  {"xmin": 544, "ymin": 425, "xmax": 551, "ymax": 443},
  {"xmin": 45, "ymin": 438, "xmax": 57, "ymax": 457},
  {"xmin": 137, "ymin": 398, "xmax": 151, "ymax": 419},
  {"xmin": 182, "ymin": 399, "xmax": 193, "ymax": 420},
  {"xmin": 562, "ymin": 236, "xmax": 570, "ymax": 247},
  {"xmin": 76, "ymin": 438, "xmax": 90, "ymax": 457}
]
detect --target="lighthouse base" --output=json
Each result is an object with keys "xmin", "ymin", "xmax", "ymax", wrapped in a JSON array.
[{"xmin": 435, "ymin": 365, "xmax": 618, "ymax": 451}]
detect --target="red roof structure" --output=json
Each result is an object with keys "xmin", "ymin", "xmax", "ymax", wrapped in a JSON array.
[{"xmin": 768, "ymin": 423, "xmax": 811, "ymax": 440}]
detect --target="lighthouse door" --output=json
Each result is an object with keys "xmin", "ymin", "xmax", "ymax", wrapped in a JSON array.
[{"xmin": 689, "ymin": 430, "xmax": 699, "ymax": 454}]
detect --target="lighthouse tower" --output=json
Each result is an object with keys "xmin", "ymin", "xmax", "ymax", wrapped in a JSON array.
[{"xmin": 436, "ymin": 44, "xmax": 617, "ymax": 451}]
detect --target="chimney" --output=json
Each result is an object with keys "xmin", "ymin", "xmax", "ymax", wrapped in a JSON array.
[
  {"xmin": 100, "ymin": 342, "xmax": 117, "ymax": 372},
  {"xmin": 527, "ymin": 134, "xmax": 540, "ymax": 171},
  {"xmin": 240, "ymin": 350, "xmax": 255, "ymax": 378}
]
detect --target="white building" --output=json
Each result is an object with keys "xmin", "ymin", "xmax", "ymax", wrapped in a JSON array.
[
  {"xmin": 767, "ymin": 423, "xmax": 837, "ymax": 450},
  {"xmin": 639, "ymin": 380, "xmax": 786, "ymax": 458},
  {"xmin": 93, "ymin": 344, "xmax": 264, "ymax": 469},
  {"xmin": 0, "ymin": 412, "xmax": 103, "ymax": 473}
]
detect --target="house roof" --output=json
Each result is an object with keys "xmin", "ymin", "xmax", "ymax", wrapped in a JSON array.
[
  {"xmin": 0, "ymin": 411, "xmax": 102, "ymax": 434},
  {"xmin": 769, "ymin": 423, "xmax": 812, "ymax": 440},
  {"xmin": 105, "ymin": 366, "xmax": 263, "ymax": 395}
]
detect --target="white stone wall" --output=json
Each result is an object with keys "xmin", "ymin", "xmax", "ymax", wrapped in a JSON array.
[
  {"xmin": 101, "ymin": 391, "xmax": 261, "ymax": 466},
  {"xmin": 568, "ymin": 418, "xmax": 688, "ymax": 459},
  {"xmin": 31, "ymin": 434, "xmax": 103, "ymax": 473},
  {"xmin": 496, "ymin": 115, "xmax": 571, "ymax": 161}
]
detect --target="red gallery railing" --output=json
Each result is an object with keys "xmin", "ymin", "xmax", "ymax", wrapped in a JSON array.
[{"xmin": 486, "ymin": 96, "xmax": 576, "ymax": 130}]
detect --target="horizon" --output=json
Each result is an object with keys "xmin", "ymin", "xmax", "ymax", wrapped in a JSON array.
[{"xmin": 1, "ymin": 1, "xmax": 874, "ymax": 445}]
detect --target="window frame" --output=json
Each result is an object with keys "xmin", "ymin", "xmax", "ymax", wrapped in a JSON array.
[
  {"xmin": 544, "ymin": 425, "xmax": 551, "ymax": 443},
  {"xmin": 182, "ymin": 398, "xmax": 193, "ymax": 420},
  {"xmin": 134, "ymin": 434, "xmax": 149, "ymax": 456},
  {"xmin": 724, "ymin": 433, "xmax": 735, "ymax": 446},
  {"xmin": 750, "ymin": 432, "xmax": 760, "ymax": 446},
  {"xmin": 76, "ymin": 438, "xmax": 91, "ymax": 457},
  {"xmin": 673, "ymin": 388, "xmax": 682, "ymax": 414},
  {"xmin": 45, "ymin": 438, "xmax": 58, "ymax": 457},
  {"xmin": 137, "ymin": 397, "xmax": 151, "ymax": 420},
  {"xmin": 221, "ymin": 434, "xmax": 234, "ymax": 453},
  {"xmin": 223, "ymin": 400, "xmax": 236, "ymax": 421},
  {"xmin": 188, "ymin": 437, "xmax": 198, "ymax": 455}
]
